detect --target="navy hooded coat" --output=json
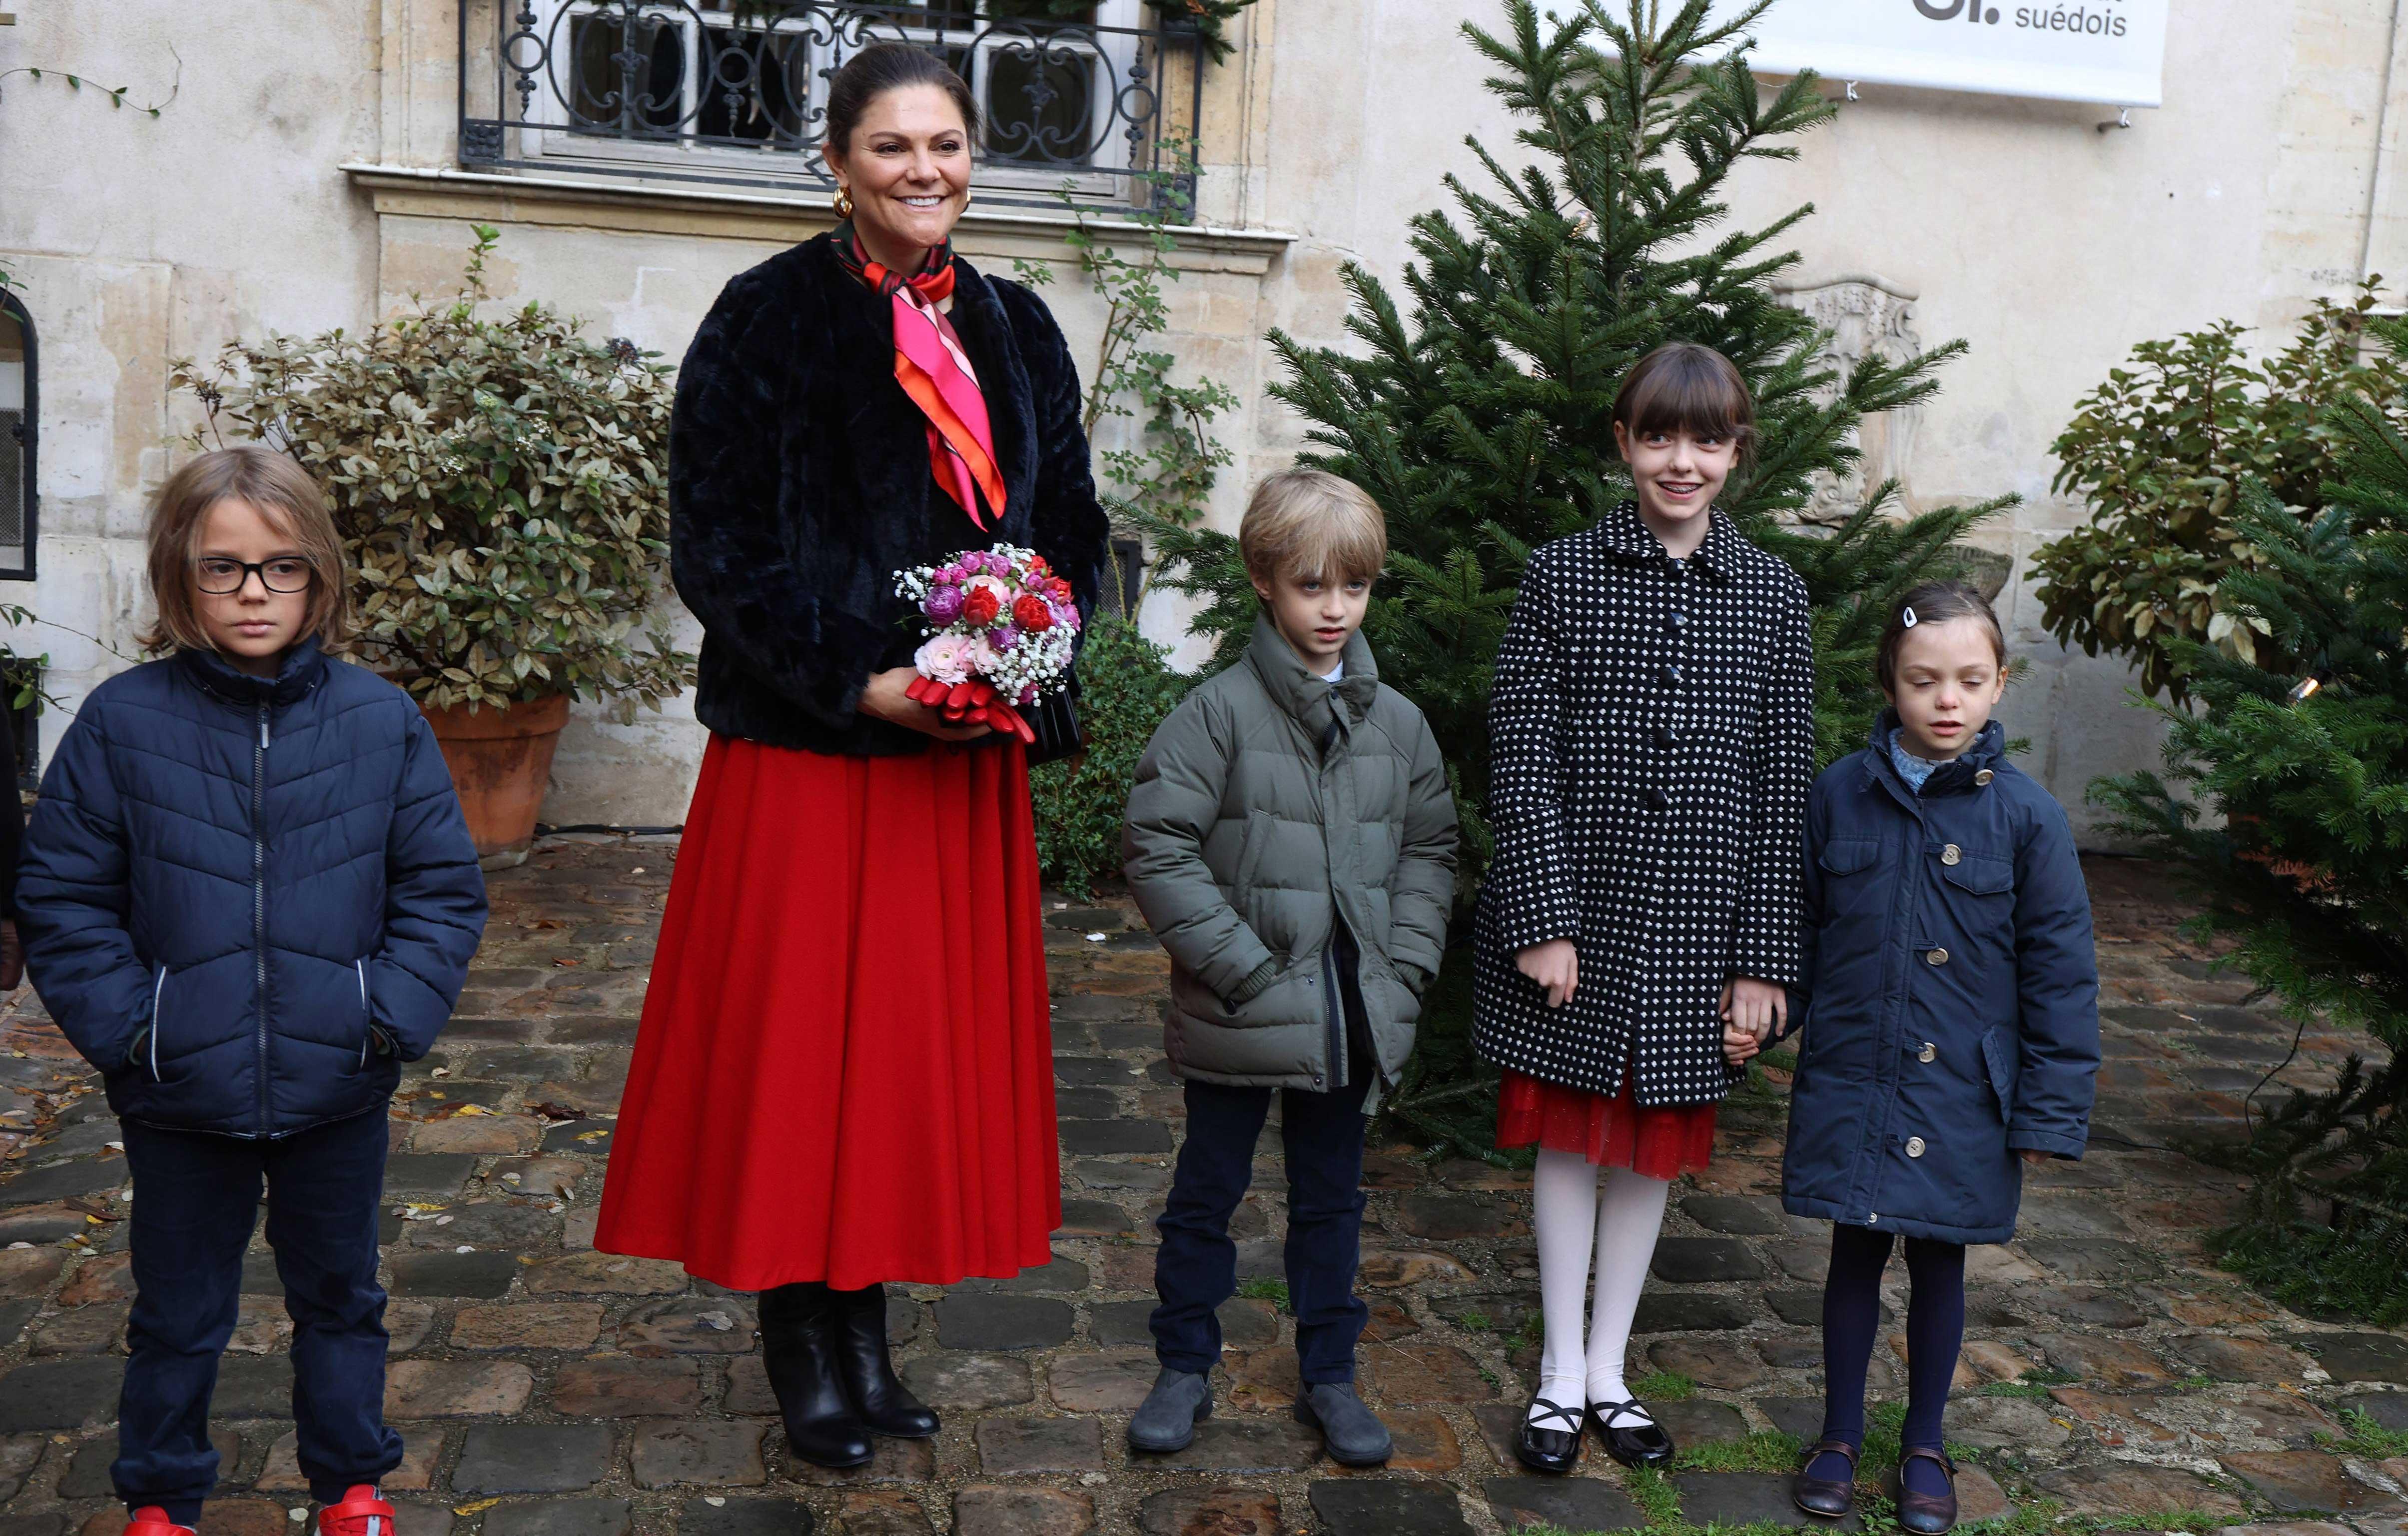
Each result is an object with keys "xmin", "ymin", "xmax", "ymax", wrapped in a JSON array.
[
  {"xmin": 16, "ymin": 642, "xmax": 488, "ymax": 1139},
  {"xmin": 1780, "ymin": 715, "xmax": 2100, "ymax": 1246}
]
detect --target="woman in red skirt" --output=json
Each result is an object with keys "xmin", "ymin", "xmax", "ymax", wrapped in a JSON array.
[{"xmin": 595, "ymin": 44, "xmax": 1107, "ymax": 1470}]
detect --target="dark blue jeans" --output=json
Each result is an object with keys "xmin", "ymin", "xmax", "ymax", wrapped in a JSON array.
[
  {"xmin": 116, "ymin": 1107, "xmax": 402, "ymax": 1522},
  {"xmin": 1151, "ymin": 1074, "xmax": 1371, "ymax": 1385}
]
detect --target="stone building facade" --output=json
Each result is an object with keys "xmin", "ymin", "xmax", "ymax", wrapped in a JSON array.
[{"xmin": 3, "ymin": 0, "xmax": 2405, "ymax": 834}]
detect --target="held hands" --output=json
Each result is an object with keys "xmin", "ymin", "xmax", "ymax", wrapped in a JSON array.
[
  {"xmin": 1719, "ymin": 976, "xmax": 1785, "ymax": 1065},
  {"xmin": 860, "ymin": 665, "xmax": 993, "ymax": 742},
  {"xmin": 1515, "ymin": 939, "xmax": 1578, "ymax": 1008}
]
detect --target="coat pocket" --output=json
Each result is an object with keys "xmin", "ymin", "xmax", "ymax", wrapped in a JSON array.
[
  {"xmin": 1818, "ymin": 837, "xmax": 1880, "ymax": 876},
  {"xmin": 1941, "ymin": 852, "xmax": 2014, "ymax": 897},
  {"xmin": 354, "ymin": 959, "xmax": 374, "ymax": 1071},
  {"xmin": 1980, "ymin": 1026, "xmax": 2017, "ymax": 1119},
  {"xmin": 145, "ymin": 965, "xmax": 168, "ymax": 1082},
  {"xmin": 1231, "ymin": 809, "xmax": 1273, "ymax": 910}
]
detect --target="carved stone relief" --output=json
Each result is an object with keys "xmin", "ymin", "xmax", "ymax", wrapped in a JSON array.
[{"xmin": 1771, "ymin": 272, "xmax": 1925, "ymax": 528}]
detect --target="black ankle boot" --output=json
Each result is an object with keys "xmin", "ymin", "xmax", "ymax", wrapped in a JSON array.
[
  {"xmin": 758, "ymin": 1283, "xmax": 872, "ymax": 1468},
  {"xmin": 834, "ymin": 1284, "xmax": 939, "ymax": 1439}
]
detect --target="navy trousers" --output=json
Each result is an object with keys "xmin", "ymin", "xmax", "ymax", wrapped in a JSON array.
[
  {"xmin": 1150, "ymin": 1073, "xmax": 1372, "ymax": 1385},
  {"xmin": 116, "ymin": 1107, "xmax": 402, "ymax": 1521}
]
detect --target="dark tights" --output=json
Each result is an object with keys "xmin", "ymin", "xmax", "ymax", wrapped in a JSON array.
[{"xmin": 1808, "ymin": 1223, "xmax": 1965, "ymax": 1497}]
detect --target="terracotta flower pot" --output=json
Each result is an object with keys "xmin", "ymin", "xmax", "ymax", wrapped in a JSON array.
[{"xmin": 419, "ymin": 692, "xmax": 571, "ymax": 870}]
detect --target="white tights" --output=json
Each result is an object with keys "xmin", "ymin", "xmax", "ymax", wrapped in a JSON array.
[{"xmin": 1528, "ymin": 1147, "xmax": 1673, "ymax": 1429}]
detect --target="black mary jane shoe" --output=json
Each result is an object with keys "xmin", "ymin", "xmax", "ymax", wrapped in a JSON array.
[
  {"xmin": 1793, "ymin": 1438, "xmax": 1860, "ymax": 1520},
  {"xmin": 1588, "ymin": 1398, "xmax": 1676, "ymax": 1469},
  {"xmin": 1895, "ymin": 1447, "xmax": 1959, "ymax": 1535},
  {"xmin": 1513, "ymin": 1396, "xmax": 1585, "ymax": 1476},
  {"xmin": 833, "ymin": 1283, "xmax": 940, "ymax": 1439}
]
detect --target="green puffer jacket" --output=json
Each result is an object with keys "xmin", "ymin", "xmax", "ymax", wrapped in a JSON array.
[{"xmin": 1121, "ymin": 615, "xmax": 1459, "ymax": 1104}]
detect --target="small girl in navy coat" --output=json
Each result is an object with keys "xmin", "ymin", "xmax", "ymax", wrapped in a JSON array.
[
  {"xmin": 1770, "ymin": 581, "xmax": 2098, "ymax": 1534},
  {"xmin": 17, "ymin": 448, "xmax": 487, "ymax": 1536}
]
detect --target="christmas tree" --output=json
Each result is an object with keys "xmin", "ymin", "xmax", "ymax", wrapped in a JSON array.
[
  {"xmin": 1141, "ymin": 0, "xmax": 2008, "ymax": 1155},
  {"xmin": 2093, "ymin": 319, "xmax": 2408, "ymax": 1320}
]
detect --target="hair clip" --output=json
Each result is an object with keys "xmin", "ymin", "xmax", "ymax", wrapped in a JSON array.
[{"xmin": 1902, "ymin": 606, "xmax": 1919, "ymax": 628}]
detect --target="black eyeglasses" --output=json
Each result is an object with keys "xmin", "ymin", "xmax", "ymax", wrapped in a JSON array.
[{"xmin": 196, "ymin": 557, "xmax": 313, "ymax": 596}]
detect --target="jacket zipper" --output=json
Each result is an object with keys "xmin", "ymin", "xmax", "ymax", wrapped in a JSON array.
[
  {"xmin": 357, "ymin": 960, "xmax": 371, "ymax": 1068},
  {"xmin": 252, "ymin": 704, "xmax": 269, "ymax": 1137}
]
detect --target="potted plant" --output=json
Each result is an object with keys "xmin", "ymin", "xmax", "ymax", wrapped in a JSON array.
[{"xmin": 173, "ymin": 226, "xmax": 695, "ymax": 866}]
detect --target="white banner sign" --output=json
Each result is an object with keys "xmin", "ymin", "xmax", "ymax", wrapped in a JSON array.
[{"xmin": 1710, "ymin": 0, "xmax": 2170, "ymax": 107}]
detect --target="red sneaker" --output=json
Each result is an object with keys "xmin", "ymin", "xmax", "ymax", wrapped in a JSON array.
[
  {"xmin": 122, "ymin": 1511, "xmax": 193, "ymax": 1536},
  {"xmin": 318, "ymin": 1487, "xmax": 398, "ymax": 1536}
]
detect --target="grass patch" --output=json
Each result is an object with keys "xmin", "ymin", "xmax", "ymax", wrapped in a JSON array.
[
  {"xmin": 1234, "ymin": 1277, "xmax": 1288, "ymax": 1310},
  {"xmin": 2319, "ymin": 1406, "xmax": 2408, "ymax": 1458},
  {"xmin": 1453, "ymin": 1307, "xmax": 1493, "ymax": 1333},
  {"xmin": 1629, "ymin": 1370, "xmax": 1697, "ymax": 1402},
  {"xmin": 1623, "ymin": 1463, "xmax": 1683, "ymax": 1528},
  {"xmin": 1978, "ymin": 1381, "xmax": 2061, "ymax": 1402},
  {"xmin": 1673, "ymin": 1429, "xmax": 1803, "ymax": 1474}
]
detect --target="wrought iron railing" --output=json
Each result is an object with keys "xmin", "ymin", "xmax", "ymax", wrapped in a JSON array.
[{"xmin": 459, "ymin": 0, "xmax": 1203, "ymax": 215}]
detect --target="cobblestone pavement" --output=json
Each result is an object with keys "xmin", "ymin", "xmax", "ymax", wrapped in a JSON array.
[{"xmin": 3, "ymin": 842, "xmax": 2408, "ymax": 1536}]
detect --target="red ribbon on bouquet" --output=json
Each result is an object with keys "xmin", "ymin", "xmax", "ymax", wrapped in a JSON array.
[{"xmin": 905, "ymin": 674, "xmax": 1037, "ymax": 745}]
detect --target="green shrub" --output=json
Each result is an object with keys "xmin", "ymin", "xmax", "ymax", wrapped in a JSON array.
[
  {"xmin": 172, "ymin": 226, "xmax": 693, "ymax": 713},
  {"xmin": 1031, "ymin": 616, "xmax": 1197, "ymax": 898},
  {"xmin": 2032, "ymin": 283, "xmax": 2408, "ymax": 700}
]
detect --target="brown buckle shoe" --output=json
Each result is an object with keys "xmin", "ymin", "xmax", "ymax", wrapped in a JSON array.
[
  {"xmin": 1793, "ymin": 1438, "xmax": 1859, "ymax": 1519},
  {"xmin": 1896, "ymin": 1446, "xmax": 1958, "ymax": 1535}
]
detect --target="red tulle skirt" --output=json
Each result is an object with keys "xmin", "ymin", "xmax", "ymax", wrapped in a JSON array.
[
  {"xmin": 1495, "ymin": 1067, "xmax": 1718, "ymax": 1179},
  {"xmin": 594, "ymin": 734, "xmax": 1061, "ymax": 1290}
]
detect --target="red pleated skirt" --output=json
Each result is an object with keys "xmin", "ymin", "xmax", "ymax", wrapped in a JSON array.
[
  {"xmin": 1495, "ymin": 1068, "xmax": 1718, "ymax": 1179},
  {"xmin": 594, "ymin": 733, "xmax": 1061, "ymax": 1290}
]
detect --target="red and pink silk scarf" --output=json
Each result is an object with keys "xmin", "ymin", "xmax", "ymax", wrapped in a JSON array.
[{"xmin": 838, "ymin": 228, "xmax": 1007, "ymax": 530}]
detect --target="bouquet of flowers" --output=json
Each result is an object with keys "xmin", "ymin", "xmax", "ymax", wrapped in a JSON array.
[{"xmin": 893, "ymin": 543, "xmax": 1081, "ymax": 743}]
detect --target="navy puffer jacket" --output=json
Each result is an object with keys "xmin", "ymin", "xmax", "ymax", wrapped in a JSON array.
[
  {"xmin": 17, "ymin": 642, "xmax": 488, "ymax": 1138},
  {"xmin": 1780, "ymin": 715, "xmax": 2099, "ymax": 1246}
]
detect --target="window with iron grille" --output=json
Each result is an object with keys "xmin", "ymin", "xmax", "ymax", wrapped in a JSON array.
[
  {"xmin": 463, "ymin": 0, "xmax": 1200, "ymax": 215},
  {"xmin": 0, "ymin": 292, "xmax": 36, "ymax": 582}
]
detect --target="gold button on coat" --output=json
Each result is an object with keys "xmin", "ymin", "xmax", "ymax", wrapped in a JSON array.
[
  {"xmin": 1927, "ymin": 948, "xmax": 1949, "ymax": 966},
  {"xmin": 1974, "ymin": 769, "xmax": 1995, "ymax": 786},
  {"xmin": 1941, "ymin": 845, "xmax": 1962, "ymax": 866},
  {"xmin": 1917, "ymin": 1042, "xmax": 1936, "ymax": 1063},
  {"xmin": 1905, "ymin": 1136, "xmax": 1927, "ymax": 1158}
]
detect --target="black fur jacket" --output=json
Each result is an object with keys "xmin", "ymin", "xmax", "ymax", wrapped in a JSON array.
[{"xmin": 668, "ymin": 233, "xmax": 1109, "ymax": 756}]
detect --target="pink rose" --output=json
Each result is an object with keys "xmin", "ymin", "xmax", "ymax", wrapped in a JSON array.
[{"xmin": 915, "ymin": 634, "xmax": 973, "ymax": 687}]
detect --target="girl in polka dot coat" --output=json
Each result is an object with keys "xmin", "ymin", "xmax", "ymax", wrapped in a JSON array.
[{"xmin": 1473, "ymin": 345, "xmax": 1814, "ymax": 1479}]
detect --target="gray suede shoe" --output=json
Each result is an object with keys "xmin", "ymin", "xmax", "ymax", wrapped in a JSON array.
[
  {"xmin": 1127, "ymin": 1369, "xmax": 1213, "ymax": 1453},
  {"xmin": 1295, "ymin": 1382, "xmax": 1394, "ymax": 1467}
]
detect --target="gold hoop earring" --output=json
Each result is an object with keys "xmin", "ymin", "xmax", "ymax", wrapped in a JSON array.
[{"xmin": 834, "ymin": 186, "xmax": 854, "ymax": 219}]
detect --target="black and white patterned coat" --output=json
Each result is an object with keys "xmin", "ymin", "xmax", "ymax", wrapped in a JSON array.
[{"xmin": 1472, "ymin": 502, "xmax": 1814, "ymax": 1107}]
